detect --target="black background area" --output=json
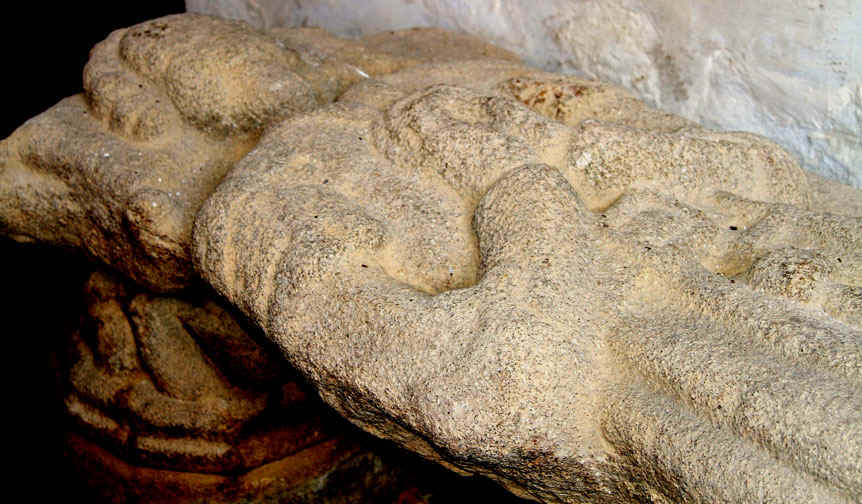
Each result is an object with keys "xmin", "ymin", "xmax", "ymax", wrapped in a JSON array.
[{"xmin": 1, "ymin": 2, "xmax": 186, "ymax": 499}]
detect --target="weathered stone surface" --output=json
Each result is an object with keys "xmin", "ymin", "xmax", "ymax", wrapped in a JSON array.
[
  {"xmin": 194, "ymin": 62, "xmax": 862, "ymax": 502},
  {"xmin": 0, "ymin": 13, "xmax": 517, "ymax": 292}
]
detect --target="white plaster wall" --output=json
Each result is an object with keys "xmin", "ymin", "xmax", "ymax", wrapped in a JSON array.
[{"xmin": 188, "ymin": 0, "xmax": 862, "ymax": 188}]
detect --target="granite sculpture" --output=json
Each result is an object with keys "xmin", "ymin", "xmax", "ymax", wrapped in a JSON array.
[
  {"xmin": 195, "ymin": 62, "xmax": 862, "ymax": 503},
  {"xmin": 0, "ymin": 13, "xmax": 516, "ymax": 292},
  {"xmin": 2, "ymin": 13, "xmax": 860, "ymax": 504}
]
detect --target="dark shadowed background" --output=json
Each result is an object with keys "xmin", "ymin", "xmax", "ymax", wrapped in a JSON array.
[{"xmin": 1, "ymin": 2, "xmax": 186, "ymax": 498}]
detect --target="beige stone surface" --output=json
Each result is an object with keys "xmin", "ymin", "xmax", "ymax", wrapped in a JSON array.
[
  {"xmin": 0, "ymin": 14, "xmax": 517, "ymax": 291},
  {"xmin": 194, "ymin": 62, "xmax": 862, "ymax": 502}
]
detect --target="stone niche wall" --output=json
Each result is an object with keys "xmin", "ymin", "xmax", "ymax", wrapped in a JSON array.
[{"xmin": 187, "ymin": 0, "xmax": 862, "ymax": 189}]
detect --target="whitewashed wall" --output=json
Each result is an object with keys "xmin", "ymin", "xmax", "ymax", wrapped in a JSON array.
[{"xmin": 188, "ymin": 0, "xmax": 862, "ymax": 188}]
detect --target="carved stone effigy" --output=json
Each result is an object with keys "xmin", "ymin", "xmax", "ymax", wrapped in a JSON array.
[
  {"xmin": 2, "ymin": 13, "xmax": 860, "ymax": 504},
  {"xmin": 194, "ymin": 55, "xmax": 862, "ymax": 504},
  {"xmin": 1, "ymin": 13, "xmax": 521, "ymax": 504},
  {"xmin": 0, "ymin": 13, "xmax": 517, "ymax": 292}
]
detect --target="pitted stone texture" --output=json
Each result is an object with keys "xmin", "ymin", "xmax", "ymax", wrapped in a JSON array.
[
  {"xmin": 0, "ymin": 14, "xmax": 518, "ymax": 292},
  {"xmin": 345, "ymin": 65, "xmax": 812, "ymax": 212},
  {"xmin": 0, "ymin": 92, "xmax": 245, "ymax": 291},
  {"xmin": 346, "ymin": 63, "xmax": 695, "ymax": 133},
  {"xmin": 195, "ymin": 67, "xmax": 862, "ymax": 502},
  {"xmin": 65, "ymin": 270, "xmax": 326, "ymax": 474}
]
